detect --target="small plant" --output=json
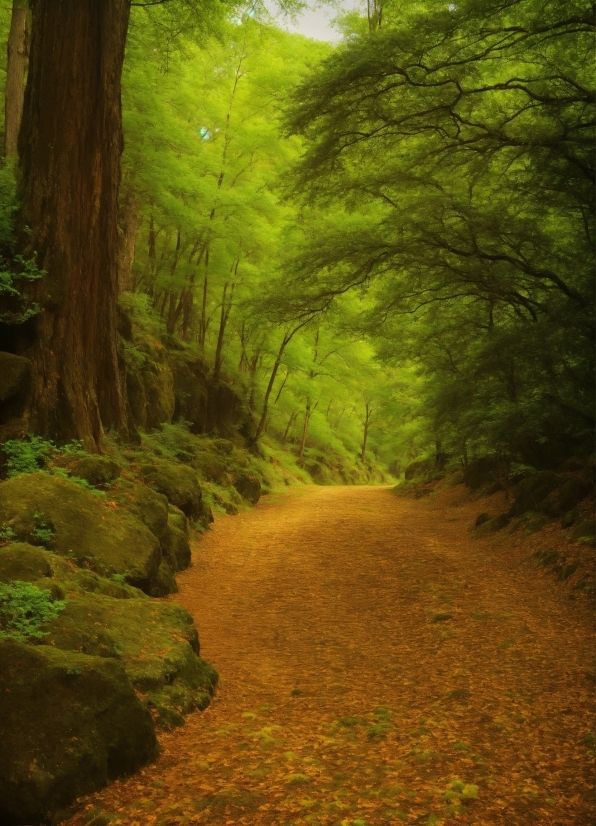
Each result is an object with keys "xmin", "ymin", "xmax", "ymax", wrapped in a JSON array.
[
  {"xmin": 3, "ymin": 436, "xmax": 55, "ymax": 477},
  {"xmin": 0, "ymin": 581, "xmax": 65, "ymax": 642},
  {"xmin": 0, "ymin": 254, "xmax": 45, "ymax": 325},
  {"xmin": 0, "ymin": 525, "xmax": 16, "ymax": 542},
  {"xmin": 110, "ymin": 573, "xmax": 128, "ymax": 585},
  {"xmin": 32, "ymin": 511, "xmax": 54, "ymax": 548}
]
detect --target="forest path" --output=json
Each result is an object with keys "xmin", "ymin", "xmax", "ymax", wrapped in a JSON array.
[{"xmin": 72, "ymin": 485, "xmax": 593, "ymax": 826}]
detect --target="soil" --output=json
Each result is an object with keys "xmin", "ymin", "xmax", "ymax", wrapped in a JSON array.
[{"xmin": 67, "ymin": 484, "xmax": 594, "ymax": 826}]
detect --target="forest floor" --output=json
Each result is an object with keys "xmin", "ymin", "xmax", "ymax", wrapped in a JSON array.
[{"xmin": 68, "ymin": 484, "xmax": 594, "ymax": 826}]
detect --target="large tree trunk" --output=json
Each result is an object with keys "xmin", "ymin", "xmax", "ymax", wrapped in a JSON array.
[
  {"xmin": 19, "ymin": 0, "xmax": 131, "ymax": 447},
  {"xmin": 4, "ymin": 0, "xmax": 28, "ymax": 157}
]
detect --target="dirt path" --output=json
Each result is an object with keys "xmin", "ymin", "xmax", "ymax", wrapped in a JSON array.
[{"xmin": 70, "ymin": 485, "xmax": 594, "ymax": 826}]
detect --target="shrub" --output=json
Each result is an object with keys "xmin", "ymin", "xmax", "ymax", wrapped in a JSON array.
[{"xmin": 0, "ymin": 581, "xmax": 65, "ymax": 642}]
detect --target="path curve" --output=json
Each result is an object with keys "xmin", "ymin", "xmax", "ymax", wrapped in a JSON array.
[{"xmin": 69, "ymin": 485, "xmax": 594, "ymax": 826}]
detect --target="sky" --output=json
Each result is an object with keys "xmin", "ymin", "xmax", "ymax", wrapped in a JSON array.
[{"xmin": 270, "ymin": 1, "xmax": 361, "ymax": 42}]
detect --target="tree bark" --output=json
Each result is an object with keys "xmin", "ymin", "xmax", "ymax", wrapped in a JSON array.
[
  {"xmin": 117, "ymin": 188, "xmax": 141, "ymax": 293},
  {"xmin": 19, "ymin": 0, "xmax": 131, "ymax": 447},
  {"xmin": 4, "ymin": 0, "xmax": 28, "ymax": 157},
  {"xmin": 361, "ymin": 402, "xmax": 371, "ymax": 462}
]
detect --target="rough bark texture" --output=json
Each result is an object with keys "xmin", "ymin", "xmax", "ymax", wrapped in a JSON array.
[
  {"xmin": 18, "ymin": 0, "xmax": 131, "ymax": 447},
  {"xmin": 4, "ymin": 0, "xmax": 28, "ymax": 157},
  {"xmin": 117, "ymin": 188, "xmax": 141, "ymax": 293}
]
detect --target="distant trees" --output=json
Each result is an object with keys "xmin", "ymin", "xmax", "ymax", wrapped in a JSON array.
[{"xmin": 283, "ymin": 0, "xmax": 595, "ymax": 465}]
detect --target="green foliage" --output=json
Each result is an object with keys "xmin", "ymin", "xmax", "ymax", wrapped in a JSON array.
[
  {"xmin": 0, "ymin": 581, "xmax": 65, "ymax": 642},
  {"xmin": 3, "ymin": 437, "xmax": 55, "ymax": 477}
]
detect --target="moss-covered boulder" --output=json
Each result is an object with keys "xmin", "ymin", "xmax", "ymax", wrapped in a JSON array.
[
  {"xmin": 0, "ymin": 542, "xmax": 53, "ymax": 583},
  {"xmin": 570, "ymin": 520, "xmax": 595, "ymax": 542},
  {"xmin": 67, "ymin": 455, "xmax": 121, "ymax": 487},
  {"xmin": 170, "ymin": 352, "xmax": 209, "ymax": 431},
  {"xmin": 109, "ymin": 478, "xmax": 169, "ymax": 542},
  {"xmin": 168, "ymin": 503, "xmax": 189, "ymax": 536},
  {"xmin": 475, "ymin": 512, "xmax": 509, "ymax": 536},
  {"xmin": 0, "ymin": 351, "xmax": 31, "ymax": 402},
  {"xmin": 40, "ymin": 594, "xmax": 217, "ymax": 719},
  {"xmin": 508, "ymin": 471, "xmax": 561, "ymax": 517},
  {"xmin": 138, "ymin": 459, "xmax": 205, "ymax": 521},
  {"xmin": 0, "ymin": 639, "xmax": 157, "ymax": 825},
  {"xmin": 164, "ymin": 523, "xmax": 191, "ymax": 572},
  {"xmin": 234, "ymin": 472, "xmax": 261, "ymax": 504},
  {"xmin": 147, "ymin": 559, "xmax": 178, "ymax": 597},
  {"xmin": 0, "ymin": 473, "xmax": 161, "ymax": 593}
]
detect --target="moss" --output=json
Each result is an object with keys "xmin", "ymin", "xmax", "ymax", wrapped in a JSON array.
[
  {"xmin": 234, "ymin": 472, "xmax": 261, "ymax": 504},
  {"xmin": 571, "ymin": 520, "xmax": 595, "ymax": 541},
  {"xmin": 40, "ymin": 593, "xmax": 217, "ymax": 719},
  {"xmin": 168, "ymin": 503, "xmax": 189, "ymax": 536},
  {"xmin": 147, "ymin": 559, "xmax": 178, "ymax": 597},
  {"xmin": 109, "ymin": 477, "xmax": 169, "ymax": 542},
  {"xmin": 0, "ymin": 639, "xmax": 157, "ymax": 825},
  {"xmin": 138, "ymin": 458, "xmax": 205, "ymax": 521},
  {"xmin": 474, "ymin": 513, "xmax": 509, "ymax": 536},
  {"xmin": 0, "ymin": 542, "xmax": 53, "ymax": 582},
  {"xmin": 164, "ymin": 523, "xmax": 191, "ymax": 572},
  {"xmin": 66, "ymin": 455, "xmax": 121, "ymax": 487},
  {"xmin": 0, "ymin": 473, "xmax": 162, "ymax": 593}
]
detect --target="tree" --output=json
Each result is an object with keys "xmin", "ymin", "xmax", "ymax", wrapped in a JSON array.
[{"xmin": 4, "ymin": 0, "xmax": 27, "ymax": 157}]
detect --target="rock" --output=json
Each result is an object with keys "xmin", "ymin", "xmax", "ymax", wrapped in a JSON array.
[
  {"xmin": 0, "ymin": 542, "xmax": 53, "ymax": 583},
  {"xmin": 234, "ymin": 472, "xmax": 261, "ymax": 505},
  {"xmin": 570, "ymin": 520, "xmax": 595, "ymax": 542},
  {"xmin": 0, "ymin": 473, "xmax": 161, "ymax": 593},
  {"xmin": 474, "ymin": 512, "xmax": 492, "ymax": 528},
  {"xmin": 170, "ymin": 353, "xmax": 208, "ymax": 431},
  {"xmin": 139, "ymin": 459, "xmax": 204, "ymax": 521},
  {"xmin": 68, "ymin": 455, "xmax": 121, "ymax": 487},
  {"xmin": 0, "ymin": 351, "xmax": 30, "ymax": 402},
  {"xmin": 110, "ymin": 478, "xmax": 169, "ymax": 542},
  {"xmin": 508, "ymin": 471, "xmax": 561, "ymax": 517},
  {"xmin": 509, "ymin": 510, "xmax": 549, "ymax": 535},
  {"xmin": 168, "ymin": 503, "xmax": 189, "ymax": 536},
  {"xmin": 142, "ymin": 354, "xmax": 175, "ymax": 429},
  {"xmin": 164, "ymin": 523, "xmax": 191, "ymax": 572},
  {"xmin": 405, "ymin": 459, "xmax": 432, "ymax": 481},
  {"xmin": 0, "ymin": 639, "xmax": 157, "ymax": 825},
  {"xmin": 147, "ymin": 559, "xmax": 178, "ymax": 597},
  {"xmin": 558, "ymin": 478, "xmax": 593, "ymax": 514},
  {"xmin": 475, "ymin": 512, "xmax": 509, "ymax": 535},
  {"xmin": 463, "ymin": 457, "xmax": 499, "ymax": 490},
  {"xmin": 561, "ymin": 509, "xmax": 577, "ymax": 529}
]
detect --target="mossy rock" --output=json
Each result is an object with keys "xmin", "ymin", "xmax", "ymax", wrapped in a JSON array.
[
  {"xmin": 561, "ymin": 508, "xmax": 578, "ymax": 529},
  {"xmin": 570, "ymin": 520, "xmax": 595, "ymax": 542},
  {"xmin": 558, "ymin": 478, "xmax": 593, "ymax": 513},
  {"xmin": 0, "ymin": 351, "xmax": 31, "ymax": 402},
  {"xmin": 0, "ymin": 473, "xmax": 161, "ymax": 593},
  {"xmin": 474, "ymin": 512, "xmax": 492, "ymax": 528},
  {"xmin": 508, "ymin": 471, "xmax": 561, "ymax": 517},
  {"xmin": 109, "ymin": 478, "xmax": 169, "ymax": 542},
  {"xmin": 509, "ymin": 510, "xmax": 549, "ymax": 535},
  {"xmin": 138, "ymin": 459, "xmax": 204, "ymax": 521},
  {"xmin": 168, "ymin": 503, "xmax": 189, "ymax": 536},
  {"xmin": 234, "ymin": 472, "xmax": 261, "ymax": 505},
  {"xmin": 66, "ymin": 569, "xmax": 147, "ymax": 600},
  {"xmin": 67, "ymin": 455, "xmax": 121, "ymax": 487},
  {"xmin": 164, "ymin": 523, "xmax": 191, "ymax": 572},
  {"xmin": 0, "ymin": 542, "xmax": 53, "ymax": 583},
  {"xmin": 40, "ymin": 594, "xmax": 217, "ymax": 713},
  {"xmin": 0, "ymin": 639, "xmax": 157, "ymax": 825},
  {"xmin": 475, "ymin": 512, "xmax": 509, "ymax": 536},
  {"xmin": 169, "ymin": 352, "xmax": 208, "ymax": 431},
  {"xmin": 147, "ymin": 559, "xmax": 178, "ymax": 597}
]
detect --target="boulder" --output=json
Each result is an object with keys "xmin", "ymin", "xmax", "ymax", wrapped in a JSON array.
[
  {"xmin": 463, "ymin": 457, "xmax": 499, "ymax": 490},
  {"xmin": 40, "ymin": 594, "xmax": 217, "ymax": 715},
  {"xmin": 67, "ymin": 455, "xmax": 121, "ymax": 487},
  {"xmin": 0, "ymin": 473, "xmax": 161, "ymax": 593},
  {"xmin": 475, "ymin": 512, "xmax": 509, "ymax": 536},
  {"xmin": 168, "ymin": 503, "xmax": 189, "ymax": 536},
  {"xmin": 0, "ymin": 351, "xmax": 30, "ymax": 402},
  {"xmin": 474, "ymin": 512, "xmax": 492, "ymax": 528},
  {"xmin": 508, "ymin": 471, "xmax": 561, "ymax": 518},
  {"xmin": 109, "ymin": 478, "xmax": 169, "ymax": 542},
  {"xmin": 0, "ymin": 542, "xmax": 53, "ymax": 583},
  {"xmin": 139, "ymin": 459, "xmax": 204, "ymax": 521},
  {"xmin": 164, "ymin": 523, "xmax": 191, "ymax": 572},
  {"xmin": 570, "ymin": 520, "xmax": 595, "ymax": 542},
  {"xmin": 558, "ymin": 477, "xmax": 593, "ymax": 514},
  {"xmin": 0, "ymin": 639, "xmax": 157, "ymax": 825},
  {"xmin": 170, "ymin": 353, "xmax": 208, "ymax": 431},
  {"xmin": 234, "ymin": 472, "xmax": 261, "ymax": 504},
  {"xmin": 147, "ymin": 559, "xmax": 178, "ymax": 597}
]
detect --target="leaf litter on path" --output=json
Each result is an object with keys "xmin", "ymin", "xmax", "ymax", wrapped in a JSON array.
[{"xmin": 65, "ymin": 485, "xmax": 594, "ymax": 826}]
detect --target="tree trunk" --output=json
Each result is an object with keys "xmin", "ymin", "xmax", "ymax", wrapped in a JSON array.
[
  {"xmin": 117, "ymin": 188, "xmax": 140, "ymax": 293},
  {"xmin": 299, "ymin": 401, "xmax": 317, "ymax": 468},
  {"xmin": 282, "ymin": 410, "xmax": 298, "ymax": 445},
  {"xmin": 361, "ymin": 402, "xmax": 371, "ymax": 463},
  {"xmin": 4, "ymin": 0, "xmax": 28, "ymax": 157},
  {"xmin": 19, "ymin": 0, "xmax": 131, "ymax": 447}
]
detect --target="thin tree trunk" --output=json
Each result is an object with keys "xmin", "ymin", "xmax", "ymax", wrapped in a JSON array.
[
  {"xmin": 212, "ymin": 280, "xmax": 234, "ymax": 385},
  {"xmin": 117, "ymin": 188, "xmax": 140, "ymax": 293},
  {"xmin": 361, "ymin": 402, "xmax": 371, "ymax": 462},
  {"xmin": 274, "ymin": 369, "xmax": 290, "ymax": 404},
  {"xmin": 4, "ymin": 0, "xmax": 28, "ymax": 157},
  {"xmin": 299, "ymin": 401, "xmax": 317, "ymax": 468},
  {"xmin": 254, "ymin": 317, "xmax": 314, "ymax": 443},
  {"xmin": 281, "ymin": 410, "xmax": 298, "ymax": 445},
  {"xmin": 19, "ymin": 0, "xmax": 131, "ymax": 447}
]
